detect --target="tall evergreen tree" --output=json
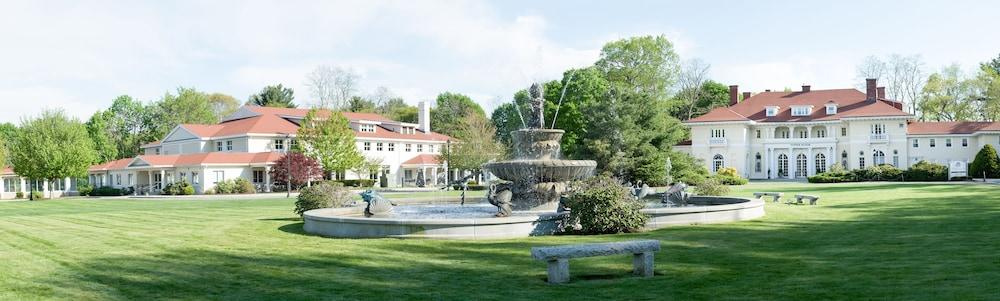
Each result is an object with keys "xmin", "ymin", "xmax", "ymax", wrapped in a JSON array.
[
  {"xmin": 970, "ymin": 144, "xmax": 1000, "ymax": 178},
  {"xmin": 248, "ymin": 84, "xmax": 297, "ymax": 108}
]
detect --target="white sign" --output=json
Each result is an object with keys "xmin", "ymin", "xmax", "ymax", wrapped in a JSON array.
[{"xmin": 949, "ymin": 161, "xmax": 967, "ymax": 178}]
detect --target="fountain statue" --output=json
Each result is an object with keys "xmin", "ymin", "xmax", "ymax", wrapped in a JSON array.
[
  {"xmin": 487, "ymin": 183, "xmax": 513, "ymax": 217},
  {"xmin": 482, "ymin": 83, "xmax": 598, "ymax": 211},
  {"xmin": 360, "ymin": 190, "xmax": 395, "ymax": 217},
  {"xmin": 662, "ymin": 182, "xmax": 690, "ymax": 206}
]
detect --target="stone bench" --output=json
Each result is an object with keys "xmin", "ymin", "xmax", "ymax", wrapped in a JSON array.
[
  {"xmin": 753, "ymin": 192, "xmax": 784, "ymax": 203},
  {"xmin": 530, "ymin": 240, "xmax": 660, "ymax": 284},
  {"xmin": 795, "ymin": 194, "xmax": 819, "ymax": 205}
]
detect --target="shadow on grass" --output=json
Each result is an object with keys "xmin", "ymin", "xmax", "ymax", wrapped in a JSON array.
[{"xmin": 277, "ymin": 222, "xmax": 308, "ymax": 235}]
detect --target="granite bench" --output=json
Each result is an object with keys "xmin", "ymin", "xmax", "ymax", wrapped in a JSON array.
[
  {"xmin": 530, "ymin": 240, "xmax": 660, "ymax": 284},
  {"xmin": 753, "ymin": 192, "xmax": 784, "ymax": 203},
  {"xmin": 795, "ymin": 194, "xmax": 819, "ymax": 205}
]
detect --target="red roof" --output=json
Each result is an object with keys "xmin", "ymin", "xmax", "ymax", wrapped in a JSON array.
[
  {"xmin": 687, "ymin": 89, "xmax": 911, "ymax": 123},
  {"xmin": 141, "ymin": 140, "xmax": 161, "ymax": 147},
  {"xmin": 1, "ymin": 167, "xmax": 13, "ymax": 175},
  {"xmin": 401, "ymin": 154, "xmax": 441, "ymax": 165},
  {"xmin": 88, "ymin": 158, "xmax": 134, "ymax": 172},
  {"xmin": 89, "ymin": 152, "xmax": 284, "ymax": 171},
  {"xmin": 908, "ymin": 121, "xmax": 1000, "ymax": 135}
]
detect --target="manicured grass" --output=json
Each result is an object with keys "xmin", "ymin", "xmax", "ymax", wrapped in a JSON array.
[{"xmin": 1, "ymin": 182, "xmax": 998, "ymax": 300}]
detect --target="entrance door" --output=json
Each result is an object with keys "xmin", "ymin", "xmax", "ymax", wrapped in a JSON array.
[
  {"xmin": 796, "ymin": 154, "xmax": 808, "ymax": 178},
  {"xmin": 777, "ymin": 154, "xmax": 788, "ymax": 178}
]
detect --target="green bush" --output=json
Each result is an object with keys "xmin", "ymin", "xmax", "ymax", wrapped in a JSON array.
[
  {"xmin": 851, "ymin": 164, "xmax": 903, "ymax": 181},
  {"xmin": 905, "ymin": 160, "xmax": 948, "ymax": 181},
  {"xmin": 294, "ymin": 181, "xmax": 353, "ymax": 216},
  {"xmin": 970, "ymin": 144, "xmax": 1000, "ymax": 178},
  {"xmin": 714, "ymin": 174, "xmax": 748, "ymax": 185},
  {"xmin": 808, "ymin": 172, "xmax": 853, "ymax": 183},
  {"xmin": 30, "ymin": 191, "xmax": 44, "ymax": 200},
  {"xmin": 77, "ymin": 183, "xmax": 93, "ymax": 196},
  {"xmin": 338, "ymin": 179, "xmax": 375, "ymax": 187},
  {"xmin": 694, "ymin": 178, "xmax": 730, "ymax": 196},
  {"xmin": 163, "ymin": 180, "xmax": 195, "ymax": 195},
  {"xmin": 15, "ymin": 191, "xmax": 24, "ymax": 199},
  {"xmin": 91, "ymin": 186, "xmax": 127, "ymax": 196},
  {"xmin": 563, "ymin": 176, "xmax": 648, "ymax": 234},
  {"xmin": 234, "ymin": 178, "xmax": 255, "ymax": 194}
]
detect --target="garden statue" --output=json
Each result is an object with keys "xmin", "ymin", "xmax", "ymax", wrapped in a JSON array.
[
  {"xmin": 528, "ymin": 83, "xmax": 545, "ymax": 128},
  {"xmin": 360, "ymin": 190, "xmax": 395, "ymax": 217},
  {"xmin": 662, "ymin": 182, "xmax": 690, "ymax": 206},
  {"xmin": 487, "ymin": 183, "xmax": 513, "ymax": 217},
  {"xmin": 441, "ymin": 173, "xmax": 477, "ymax": 205},
  {"xmin": 631, "ymin": 181, "xmax": 651, "ymax": 200}
]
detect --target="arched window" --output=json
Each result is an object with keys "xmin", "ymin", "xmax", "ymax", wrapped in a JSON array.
[
  {"xmin": 815, "ymin": 153, "xmax": 827, "ymax": 174},
  {"xmin": 841, "ymin": 151, "xmax": 848, "ymax": 167},
  {"xmin": 755, "ymin": 153, "xmax": 762, "ymax": 173},
  {"xmin": 873, "ymin": 150, "xmax": 885, "ymax": 166},
  {"xmin": 859, "ymin": 151, "xmax": 866, "ymax": 169},
  {"xmin": 795, "ymin": 154, "xmax": 808, "ymax": 178},
  {"xmin": 713, "ymin": 154, "xmax": 724, "ymax": 172},
  {"xmin": 777, "ymin": 154, "xmax": 788, "ymax": 177}
]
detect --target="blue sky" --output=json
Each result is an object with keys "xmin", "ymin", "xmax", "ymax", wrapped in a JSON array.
[{"xmin": 1, "ymin": 0, "xmax": 997, "ymax": 123}]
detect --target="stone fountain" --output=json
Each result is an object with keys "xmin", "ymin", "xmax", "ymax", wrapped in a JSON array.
[{"xmin": 482, "ymin": 83, "xmax": 597, "ymax": 211}]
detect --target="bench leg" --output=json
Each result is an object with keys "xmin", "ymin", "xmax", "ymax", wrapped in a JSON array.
[
  {"xmin": 546, "ymin": 259, "xmax": 570, "ymax": 284},
  {"xmin": 771, "ymin": 196, "xmax": 780, "ymax": 203},
  {"xmin": 632, "ymin": 252, "xmax": 654, "ymax": 277},
  {"xmin": 810, "ymin": 199, "xmax": 817, "ymax": 205}
]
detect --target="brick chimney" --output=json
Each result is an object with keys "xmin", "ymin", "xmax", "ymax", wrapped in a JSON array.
[
  {"xmin": 742, "ymin": 92, "xmax": 751, "ymax": 101},
  {"xmin": 802, "ymin": 85, "xmax": 811, "ymax": 92},
  {"xmin": 866, "ymin": 78, "xmax": 877, "ymax": 102},
  {"xmin": 765, "ymin": 89, "xmax": 771, "ymax": 92},
  {"xmin": 877, "ymin": 87, "xmax": 885, "ymax": 99},
  {"xmin": 729, "ymin": 85, "xmax": 739, "ymax": 106}
]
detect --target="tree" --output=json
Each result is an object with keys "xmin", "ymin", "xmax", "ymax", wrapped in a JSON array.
[
  {"xmin": 346, "ymin": 96, "xmax": 377, "ymax": 113},
  {"xmin": 351, "ymin": 157, "xmax": 384, "ymax": 181},
  {"xmin": 981, "ymin": 53, "xmax": 1000, "ymax": 76},
  {"xmin": 676, "ymin": 59, "xmax": 711, "ymax": 120},
  {"xmin": 208, "ymin": 93, "xmax": 241, "ymax": 120},
  {"xmin": 970, "ymin": 144, "xmax": 1000, "ymax": 179},
  {"xmin": 295, "ymin": 110, "xmax": 364, "ymax": 178},
  {"xmin": 439, "ymin": 114, "xmax": 506, "ymax": 175},
  {"xmin": 105, "ymin": 95, "xmax": 160, "ymax": 159},
  {"xmin": 379, "ymin": 98, "xmax": 418, "ymax": 123},
  {"xmin": 595, "ymin": 35, "xmax": 680, "ymax": 99},
  {"xmin": 305, "ymin": 65, "xmax": 358, "ymax": 109},
  {"xmin": 85, "ymin": 110, "xmax": 118, "ymax": 163},
  {"xmin": 855, "ymin": 54, "xmax": 926, "ymax": 114},
  {"xmin": 918, "ymin": 65, "xmax": 975, "ymax": 121},
  {"xmin": 0, "ymin": 122, "xmax": 14, "ymax": 166},
  {"xmin": 269, "ymin": 152, "xmax": 324, "ymax": 190},
  {"xmin": 152, "ymin": 87, "xmax": 219, "ymax": 137},
  {"xmin": 248, "ymin": 84, "xmax": 296, "ymax": 108},
  {"xmin": 430, "ymin": 92, "xmax": 486, "ymax": 137},
  {"xmin": 10, "ymin": 110, "xmax": 96, "ymax": 198}
]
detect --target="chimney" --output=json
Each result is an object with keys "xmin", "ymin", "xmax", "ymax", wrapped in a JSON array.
[
  {"xmin": 765, "ymin": 89, "xmax": 772, "ymax": 92},
  {"xmin": 877, "ymin": 87, "xmax": 886, "ymax": 99},
  {"xmin": 417, "ymin": 100, "xmax": 431, "ymax": 134},
  {"xmin": 729, "ymin": 85, "xmax": 739, "ymax": 106},
  {"xmin": 802, "ymin": 85, "xmax": 811, "ymax": 92},
  {"xmin": 742, "ymin": 92, "xmax": 751, "ymax": 101},
  {"xmin": 866, "ymin": 78, "xmax": 877, "ymax": 102}
]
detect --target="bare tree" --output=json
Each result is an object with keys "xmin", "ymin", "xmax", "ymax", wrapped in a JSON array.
[
  {"xmin": 368, "ymin": 86, "xmax": 395, "ymax": 109},
  {"xmin": 855, "ymin": 54, "xmax": 925, "ymax": 115},
  {"xmin": 305, "ymin": 65, "xmax": 360, "ymax": 109},
  {"xmin": 856, "ymin": 55, "xmax": 886, "ymax": 86},
  {"xmin": 895, "ymin": 55, "xmax": 927, "ymax": 116},
  {"xmin": 677, "ymin": 59, "xmax": 711, "ymax": 120}
]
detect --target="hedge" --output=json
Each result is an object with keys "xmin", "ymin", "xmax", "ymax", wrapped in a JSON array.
[{"xmin": 808, "ymin": 161, "xmax": 949, "ymax": 183}]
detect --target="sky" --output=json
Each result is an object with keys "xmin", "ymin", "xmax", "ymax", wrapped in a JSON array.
[{"xmin": 1, "ymin": 0, "xmax": 998, "ymax": 123}]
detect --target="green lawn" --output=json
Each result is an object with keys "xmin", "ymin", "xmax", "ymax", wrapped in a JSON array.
[{"xmin": 1, "ymin": 182, "xmax": 998, "ymax": 300}]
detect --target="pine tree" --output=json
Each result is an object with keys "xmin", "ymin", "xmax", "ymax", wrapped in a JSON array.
[{"xmin": 970, "ymin": 144, "xmax": 1000, "ymax": 178}]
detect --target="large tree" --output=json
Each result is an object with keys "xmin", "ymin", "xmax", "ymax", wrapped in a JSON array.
[
  {"xmin": 981, "ymin": 53, "xmax": 1000, "ymax": 76},
  {"xmin": 595, "ymin": 35, "xmax": 680, "ymax": 99},
  {"xmin": 85, "ymin": 110, "xmax": 118, "ymax": 163},
  {"xmin": 430, "ymin": 92, "xmax": 486, "ymax": 137},
  {"xmin": 970, "ymin": 144, "xmax": 1000, "ymax": 179},
  {"xmin": 675, "ymin": 59, "xmax": 711, "ymax": 120},
  {"xmin": 346, "ymin": 96, "xmax": 377, "ymax": 113},
  {"xmin": 379, "ymin": 98, "xmax": 418, "ymax": 123},
  {"xmin": 10, "ymin": 110, "xmax": 96, "ymax": 198},
  {"xmin": 152, "ymin": 87, "xmax": 218, "ymax": 137},
  {"xmin": 248, "ymin": 84, "xmax": 296, "ymax": 108},
  {"xmin": 305, "ymin": 65, "xmax": 358, "ymax": 109},
  {"xmin": 105, "ymin": 95, "xmax": 160, "ymax": 159},
  {"xmin": 855, "ymin": 54, "xmax": 926, "ymax": 114},
  {"xmin": 295, "ymin": 110, "xmax": 364, "ymax": 179},
  {"xmin": 439, "ymin": 114, "xmax": 505, "ymax": 176},
  {"xmin": 208, "ymin": 93, "xmax": 241, "ymax": 120},
  {"xmin": 269, "ymin": 152, "xmax": 324, "ymax": 190},
  {"xmin": 918, "ymin": 65, "xmax": 976, "ymax": 121}
]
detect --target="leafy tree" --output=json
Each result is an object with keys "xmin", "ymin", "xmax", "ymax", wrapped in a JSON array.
[
  {"xmin": 379, "ymin": 98, "xmax": 418, "ymax": 123},
  {"xmin": 346, "ymin": 96, "xmax": 377, "ymax": 113},
  {"xmin": 208, "ymin": 93, "xmax": 241, "ymax": 120},
  {"xmin": 85, "ymin": 110, "xmax": 118, "ymax": 163},
  {"xmin": 439, "ymin": 114, "xmax": 506, "ymax": 175},
  {"xmin": 0, "ymin": 122, "xmax": 17, "ymax": 165},
  {"xmin": 295, "ymin": 110, "xmax": 364, "ymax": 178},
  {"xmin": 152, "ymin": 87, "xmax": 218, "ymax": 137},
  {"xmin": 918, "ymin": 65, "xmax": 975, "ymax": 121},
  {"xmin": 970, "ymin": 144, "xmax": 1000, "ymax": 178},
  {"xmin": 430, "ymin": 92, "xmax": 486, "ymax": 137},
  {"xmin": 981, "ymin": 53, "xmax": 1000, "ymax": 76},
  {"xmin": 270, "ymin": 152, "xmax": 324, "ymax": 190},
  {"xmin": 10, "ymin": 110, "xmax": 96, "ymax": 198},
  {"xmin": 105, "ymin": 95, "xmax": 160, "ymax": 159},
  {"xmin": 595, "ymin": 35, "xmax": 680, "ymax": 99},
  {"xmin": 248, "ymin": 84, "xmax": 296, "ymax": 108}
]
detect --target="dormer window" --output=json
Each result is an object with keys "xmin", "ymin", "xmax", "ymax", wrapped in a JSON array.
[
  {"xmin": 826, "ymin": 103, "xmax": 838, "ymax": 115},
  {"xmin": 360, "ymin": 124, "xmax": 376, "ymax": 133},
  {"xmin": 790, "ymin": 105, "xmax": 813, "ymax": 116},
  {"xmin": 765, "ymin": 106, "xmax": 779, "ymax": 117}
]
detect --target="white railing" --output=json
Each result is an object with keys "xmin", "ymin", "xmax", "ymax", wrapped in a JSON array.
[
  {"xmin": 870, "ymin": 133, "xmax": 889, "ymax": 142},
  {"xmin": 708, "ymin": 137, "xmax": 727, "ymax": 146}
]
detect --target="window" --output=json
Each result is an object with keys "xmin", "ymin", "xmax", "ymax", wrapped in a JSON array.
[
  {"xmin": 765, "ymin": 106, "xmax": 779, "ymax": 117},
  {"xmin": 274, "ymin": 139, "xmax": 285, "ymax": 151},
  {"xmin": 376, "ymin": 142, "xmax": 383, "ymax": 151},
  {"xmin": 777, "ymin": 154, "xmax": 788, "ymax": 177},
  {"xmin": 755, "ymin": 153, "xmax": 762, "ymax": 173},
  {"xmin": 179, "ymin": 172, "xmax": 186, "ymax": 182},
  {"xmin": 127, "ymin": 174, "xmax": 133, "ymax": 186},
  {"xmin": 155, "ymin": 147, "xmax": 161, "ymax": 155},
  {"xmin": 711, "ymin": 129, "xmax": 726, "ymax": 138},
  {"xmin": 360, "ymin": 124, "xmax": 376, "ymax": 133},
  {"xmin": 405, "ymin": 144, "xmax": 412, "ymax": 152},
  {"xmin": 871, "ymin": 124, "xmax": 886, "ymax": 135},
  {"xmin": 192, "ymin": 172, "xmax": 199, "ymax": 184},
  {"xmin": 930, "ymin": 139, "xmax": 936, "ymax": 147},
  {"xmin": 816, "ymin": 129, "xmax": 826, "ymax": 138},
  {"xmin": 962, "ymin": 138, "xmax": 968, "ymax": 147},
  {"xmin": 116, "ymin": 175, "xmax": 121, "ymax": 186},
  {"xmin": 429, "ymin": 145, "xmax": 436, "ymax": 152},
  {"xmin": 795, "ymin": 154, "xmax": 807, "ymax": 177},
  {"xmin": 791, "ymin": 106, "xmax": 812, "ymax": 116},
  {"xmin": 841, "ymin": 151, "xmax": 848, "ymax": 167},
  {"xmin": 756, "ymin": 130, "xmax": 761, "ymax": 139},
  {"xmin": 899, "ymin": 123, "xmax": 904, "ymax": 128},
  {"xmin": 216, "ymin": 141, "xmax": 223, "ymax": 151},
  {"xmin": 892, "ymin": 150, "xmax": 899, "ymax": 167},
  {"xmin": 253, "ymin": 170, "xmax": 265, "ymax": 183},
  {"xmin": 797, "ymin": 130, "xmax": 807, "ymax": 138},
  {"xmin": 226, "ymin": 140, "xmax": 233, "ymax": 151},
  {"xmin": 290, "ymin": 139, "xmax": 298, "ymax": 150},
  {"xmin": 826, "ymin": 104, "xmax": 838, "ymax": 115},
  {"xmin": 913, "ymin": 139, "xmax": 919, "ymax": 148},
  {"xmin": 945, "ymin": 139, "xmax": 952, "ymax": 147},
  {"xmin": 873, "ymin": 150, "xmax": 885, "ymax": 165},
  {"xmin": 363, "ymin": 142, "xmax": 371, "ymax": 151},
  {"xmin": 388, "ymin": 143, "xmax": 395, "ymax": 151},
  {"xmin": 859, "ymin": 151, "xmax": 866, "ymax": 169},
  {"xmin": 417, "ymin": 144, "xmax": 424, "ymax": 152},
  {"xmin": 712, "ymin": 154, "xmax": 724, "ymax": 172},
  {"xmin": 841, "ymin": 127, "xmax": 847, "ymax": 136},
  {"xmin": 214, "ymin": 171, "xmax": 224, "ymax": 184},
  {"xmin": 815, "ymin": 153, "xmax": 827, "ymax": 174}
]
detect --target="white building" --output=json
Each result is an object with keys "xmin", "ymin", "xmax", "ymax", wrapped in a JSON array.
[{"xmin": 680, "ymin": 79, "xmax": 1000, "ymax": 179}]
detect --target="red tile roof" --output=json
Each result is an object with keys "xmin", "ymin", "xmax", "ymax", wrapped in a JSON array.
[
  {"xmin": 1, "ymin": 167, "xmax": 14, "ymax": 175},
  {"xmin": 88, "ymin": 158, "xmax": 134, "ymax": 172},
  {"xmin": 141, "ymin": 140, "xmax": 161, "ymax": 147},
  {"xmin": 687, "ymin": 89, "xmax": 911, "ymax": 123},
  {"xmin": 907, "ymin": 121, "xmax": 1000, "ymax": 135},
  {"xmin": 401, "ymin": 154, "xmax": 441, "ymax": 165},
  {"xmin": 89, "ymin": 152, "xmax": 284, "ymax": 171}
]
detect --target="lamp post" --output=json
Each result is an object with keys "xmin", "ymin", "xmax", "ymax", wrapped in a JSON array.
[{"xmin": 445, "ymin": 139, "xmax": 451, "ymax": 191}]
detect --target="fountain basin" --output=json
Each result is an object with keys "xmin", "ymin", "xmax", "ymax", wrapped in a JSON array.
[
  {"xmin": 483, "ymin": 159, "xmax": 596, "ymax": 182},
  {"xmin": 642, "ymin": 196, "xmax": 765, "ymax": 228}
]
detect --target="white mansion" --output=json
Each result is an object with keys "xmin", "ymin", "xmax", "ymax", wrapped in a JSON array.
[
  {"xmin": 1, "ymin": 102, "xmax": 454, "ymax": 198},
  {"xmin": 678, "ymin": 79, "xmax": 1000, "ymax": 179}
]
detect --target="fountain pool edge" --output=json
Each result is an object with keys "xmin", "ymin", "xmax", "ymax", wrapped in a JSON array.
[
  {"xmin": 642, "ymin": 197, "xmax": 765, "ymax": 229},
  {"xmin": 303, "ymin": 207, "xmax": 568, "ymax": 240}
]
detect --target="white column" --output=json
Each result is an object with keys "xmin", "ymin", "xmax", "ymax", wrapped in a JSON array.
[
  {"xmin": 19, "ymin": 178, "xmax": 26, "ymax": 194},
  {"xmin": 431, "ymin": 168, "xmax": 438, "ymax": 187},
  {"xmin": 807, "ymin": 148, "xmax": 814, "ymax": 176},
  {"xmin": 147, "ymin": 171, "xmax": 153, "ymax": 193},
  {"xmin": 765, "ymin": 147, "xmax": 772, "ymax": 179},
  {"xmin": 787, "ymin": 148, "xmax": 795, "ymax": 179},
  {"xmin": 42, "ymin": 180, "xmax": 49, "ymax": 198},
  {"xmin": 264, "ymin": 166, "xmax": 272, "ymax": 192},
  {"xmin": 64, "ymin": 178, "xmax": 70, "ymax": 192},
  {"xmin": 159, "ymin": 170, "xmax": 165, "ymax": 191}
]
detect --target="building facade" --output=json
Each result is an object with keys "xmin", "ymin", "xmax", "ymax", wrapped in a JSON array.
[{"xmin": 681, "ymin": 79, "xmax": 1000, "ymax": 179}]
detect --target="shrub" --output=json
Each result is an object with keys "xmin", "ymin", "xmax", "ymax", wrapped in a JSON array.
[
  {"xmin": 808, "ymin": 172, "xmax": 853, "ymax": 183},
  {"xmin": 693, "ymin": 178, "xmax": 730, "ymax": 196},
  {"xmin": 562, "ymin": 176, "xmax": 648, "ymax": 234},
  {"xmin": 30, "ymin": 191, "xmax": 44, "ymax": 200},
  {"xmin": 905, "ymin": 160, "xmax": 948, "ymax": 181},
  {"xmin": 91, "ymin": 186, "xmax": 127, "ymax": 196},
  {"xmin": 163, "ymin": 180, "xmax": 195, "ymax": 195},
  {"xmin": 828, "ymin": 163, "xmax": 847, "ymax": 173},
  {"xmin": 851, "ymin": 164, "xmax": 903, "ymax": 181},
  {"xmin": 234, "ymin": 178, "xmax": 255, "ymax": 194},
  {"xmin": 15, "ymin": 191, "xmax": 24, "ymax": 199},
  {"xmin": 77, "ymin": 183, "xmax": 93, "ymax": 196},
  {"xmin": 970, "ymin": 144, "xmax": 1000, "ymax": 178},
  {"xmin": 338, "ymin": 179, "xmax": 375, "ymax": 187},
  {"xmin": 294, "ymin": 181, "xmax": 353, "ymax": 216},
  {"xmin": 714, "ymin": 174, "xmax": 748, "ymax": 185}
]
